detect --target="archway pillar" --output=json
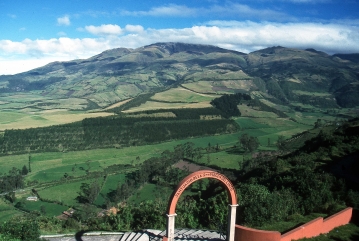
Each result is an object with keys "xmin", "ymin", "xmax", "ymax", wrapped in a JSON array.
[
  {"xmin": 165, "ymin": 213, "xmax": 177, "ymax": 241},
  {"xmin": 227, "ymin": 204, "xmax": 238, "ymax": 241}
]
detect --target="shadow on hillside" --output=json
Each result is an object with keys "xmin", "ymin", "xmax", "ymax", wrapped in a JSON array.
[
  {"xmin": 226, "ymin": 147, "xmax": 245, "ymax": 155},
  {"xmin": 349, "ymin": 209, "xmax": 359, "ymax": 241}
]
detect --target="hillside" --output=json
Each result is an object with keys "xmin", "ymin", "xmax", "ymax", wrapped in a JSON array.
[{"xmin": 0, "ymin": 42, "xmax": 358, "ymax": 114}]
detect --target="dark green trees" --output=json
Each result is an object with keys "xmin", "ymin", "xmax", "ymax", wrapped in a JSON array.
[
  {"xmin": 77, "ymin": 181, "xmax": 101, "ymax": 204},
  {"xmin": 0, "ymin": 216, "xmax": 41, "ymax": 241},
  {"xmin": 239, "ymin": 134, "xmax": 260, "ymax": 152},
  {"xmin": 0, "ymin": 168, "xmax": 24, "ymax": 193},
  {"xmin": 21, "ymin": 165, "xmax": 28, "ymax": 175},
  {"xmin": 210, "ymin": 93, "xmax": 251, "ymax": 118},
  {"xmin": 276, "ymin": 135, "xmax": 286, "ymax": 152}
]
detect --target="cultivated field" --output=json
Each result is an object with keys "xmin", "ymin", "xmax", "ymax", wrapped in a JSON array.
[
  {"xmin": 22, "ymin": 200, "xmax": 68, "ymax": 217},
  {"xmin": 238, "ymin": 104, "xmax": 279, "ymax": 118},
  {"xmin": 182, "ymin": 81, "xmax": 216, "ymax": 93},
  {"xmin": 0, "ymin": 110, "xmax": 113, "ymax": 131},
  {"xmin": 123, "ymin": 101, "xmax": 213, "ymax": 113},
  {"xmin": 0, "ymin": 91, "xmax": 115, "ymax": 131},
  {"xmin": 38, "ymin": 179, "xmax": 93, "ymax": 207},
  {"xmin": 292, "ymin": 90, "xmax": 332, "ymax": 97},
  {"xmin": 150, "ymin": 87, "xmax": 217, "ymax": 103}
]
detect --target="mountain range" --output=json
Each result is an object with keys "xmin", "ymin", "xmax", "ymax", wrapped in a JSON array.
[{"xmin": 1, "ymin": 42, "xmax": 359, "ymax": 109}]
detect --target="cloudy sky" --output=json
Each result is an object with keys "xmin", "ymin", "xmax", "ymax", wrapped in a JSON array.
[{"xmin": 1, "ymin": 0, "xmax": 359, "ymax": 75}]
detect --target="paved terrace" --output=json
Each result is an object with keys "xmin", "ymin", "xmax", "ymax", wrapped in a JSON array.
[{"xmin": 42, "ymin": 229, "xmax": 226, "ymax": 241}]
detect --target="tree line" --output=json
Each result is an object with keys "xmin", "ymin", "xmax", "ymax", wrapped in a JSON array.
[
  {"xmin": 210, "ymin": 93, "xmax": 251, "ymax": 118},
  {"xmin": 0, "ymin": 108, "xmax": 239, "ymax": 154},
  {"xmin": 0, "ymin": 167, "xmax": 25, "ymax": 194}
]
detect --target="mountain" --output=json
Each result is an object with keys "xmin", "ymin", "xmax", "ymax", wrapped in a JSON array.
[
  {"xmin": 245, "ymin": 46, "xmax": 359, "ymax": 107},
  {"xmin": 0, "ymin": 42, "xmax": 358, "ymax": 109}
]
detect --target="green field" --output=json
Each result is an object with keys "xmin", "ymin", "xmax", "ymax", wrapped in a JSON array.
[
  {"xmin": 238, "ymin": 105, "xmax": 279, "ymax": 118},
  {"xmin": 0, "ymin": 209, "xmax": 23, "ymax": 222},
  {"xmin": 127, "ymin": 183, "xmax": 158, "ymax": 204},
  {"xmin": 293, "ymin": 90, "xmax": 332, "ymax": 97},
  {"xmin": 37, "ymin": 179, "xmax": 93, "ymax": 207},
  {"xmin": 0, "ymin": 109, "xmax": 113, "ymax": 131},
  {"xmin": 0, "ymin": 200, "xmax": 23, "ymax": 222},
  {"xmin": 28, "ymin": 161, "xmax": 102, "ymax": 183},
  {"xmin": 21, "ymin": 200, "xmax": 68, "ymax": 217},
  {"xmin": 94, "ymin": 173, "xmax": 126, "ymax": 207},
  {"xmin": 1, "ymin": 145, "xmax": 174, "ymax": 178},
  {"xmin": 0, "ymin": 91, "xmax": 116, "ymax": 131},
  {"xmin": 0, "ymin": 111, "xmax": 312, "ymax": 179},
  {"xmin": 196, "ymin": 151, "xmax": 245, "ymax": 170},
  {"xmin": 235, "ymin": 116, "xmax": 309, "ymax": 143},
  {"xmin": 127, "ymin": 183, "xmax": 173, "ymax": 204},
  {"xmin": 124, "ymin": 100, "xmax": 213, "ymax": 112},
  {"xmin": 182, "ymin": 81, "xmax": 217, "ymax": 94},
  {"xmin": 150, "ymin": 87, "xmax": 217, "ymax": 103}
]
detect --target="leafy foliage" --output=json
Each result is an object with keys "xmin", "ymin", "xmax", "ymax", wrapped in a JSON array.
[
  {"xmin": 210, "ymin": 93, "xmax": 251, "ymax": 118},
  {"xmin": 238, "ymin": 134, "xmax": 260, "ymax": 153},
  {"xmin": 0, "ymin": 216, "xmax": 41, "ymax": 241},
  {"xmin": 77, "ymin": 180, "xmax": 101, "ymax": 204},
  {"xmin": 0, "ymin": 167, "xmax": 24, "ymax": 193}
]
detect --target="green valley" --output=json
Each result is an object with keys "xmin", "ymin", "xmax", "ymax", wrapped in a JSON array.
[{"xmin": 0, "ymin": 43, "xmax": 358, "ymax": 241}]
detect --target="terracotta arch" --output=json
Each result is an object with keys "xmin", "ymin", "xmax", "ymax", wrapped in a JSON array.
[
  {"xmin": 164, "ymin": 170, "xmax": 238, "ymax": 241},
  {"xmin": 167, "ymin": 170, "xmax": 237, "ymax": 214}
]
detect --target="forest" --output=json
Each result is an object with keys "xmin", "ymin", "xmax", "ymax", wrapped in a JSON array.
[{"xmin": 0, "ymin": 107, "xmax": 238, "ymax": 154}]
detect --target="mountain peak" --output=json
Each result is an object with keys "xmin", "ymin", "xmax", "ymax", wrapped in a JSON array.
[
  {"xmin": 143, "ymin": 42, "xmax": 244, "ymax": 55},
  {"xmin": 90, "ymin": 47, "xmax": 132, "ymax": 60}
]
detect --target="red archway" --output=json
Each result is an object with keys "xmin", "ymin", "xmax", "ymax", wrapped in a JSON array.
[
  {"xmin": 167, "ymin": 170, "xmax": 237, "ymax": 214},
  {"xmin": 164, "ymin": 170, "xmax": 238, "ymax": 241}
]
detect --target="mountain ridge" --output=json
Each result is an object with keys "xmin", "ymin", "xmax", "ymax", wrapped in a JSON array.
[{"xmin": 0, "ymin": 42, "xmax": 358, "ymax": 109}]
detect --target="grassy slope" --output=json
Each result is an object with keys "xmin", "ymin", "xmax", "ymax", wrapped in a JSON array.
[
  {"xmin": 37, "ymin": 179, "xmax": 93, "ymax": 207},
  {"xmin": 93, "ymin": 173, "xmax": 126, "ymax": 206},
  {"xmin": 21, "ymin": 200, "xmax": 68, "ymax": 217}
]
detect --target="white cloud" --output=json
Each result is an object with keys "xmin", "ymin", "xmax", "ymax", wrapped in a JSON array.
[
  {"xmin": 208, "ymin": 3, "xmax": 291, "ymax": 20},
  {"xmin": 120, "ymin": 3, "xmax": 291, "ymax": 21},
  {"xmin": 0, "ymin": 58, "xmax": 69, "ymax": 75},
  {"xmin": 1, "ymin": 21, "xmax": 359, "ymax": 75},
  {"xmin": 125, "ymin": 24, "xmax": 144, "ymax": 33},
  {"xmin": 57, "ymin": 15, "xmax": 71, "ymax": 26},
  {"xmin": 85, "ymin": 24, "xmax": 123, "ymax": 36},
  {"xmin": 0, "ymin": 37, "xmax": 111, "ymax": 59},
  {"xmin": 121, "ymin": 4, "xmax": 197, "ymax": 17}
]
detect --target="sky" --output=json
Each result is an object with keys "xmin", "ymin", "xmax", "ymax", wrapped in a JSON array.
[{"xmin": 1, "ymin": 0, "xmax": 359, "ymax": 75}]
